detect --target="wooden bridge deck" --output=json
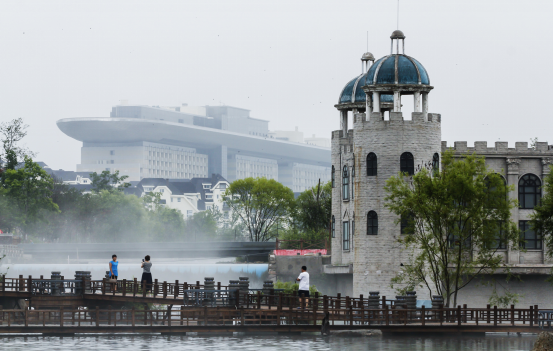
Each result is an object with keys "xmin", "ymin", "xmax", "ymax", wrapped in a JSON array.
[{"xmin": 0, "ymin": 275, "xmax": 549, "ymax": 335}]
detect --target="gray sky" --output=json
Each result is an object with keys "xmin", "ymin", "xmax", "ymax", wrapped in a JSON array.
[{"xmin": 0, "ymin": 0, "xmax": 552, "ymax": 171}]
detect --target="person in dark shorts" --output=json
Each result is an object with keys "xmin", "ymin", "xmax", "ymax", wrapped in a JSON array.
[
  {"xmin": 296, "ymin": 265, "xmax": 310, "ymax": 308},
  {"xmin": 141, "ymin": 255, "xmax": 153, "ymax": 294},
  {"xmin": 109, "ymin": 254, "xmax": 118, "ymax": 292}
]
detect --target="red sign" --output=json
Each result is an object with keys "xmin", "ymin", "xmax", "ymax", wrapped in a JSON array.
[{"xmin": 274, "ymin": 249, "xmax": 327, "ymax": 256}]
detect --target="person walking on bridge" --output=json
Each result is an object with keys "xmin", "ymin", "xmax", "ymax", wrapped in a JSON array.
[
  {"xmin": 109, "ymin": 254, "xmax": 119, "ymax": 292},
  {"xmin": 296, "ymin": 265, "xmax": 310, "ymax": 309},
  {"xmin": 141, "ymin": 255, "xmax": 153, "ymax": 295}
]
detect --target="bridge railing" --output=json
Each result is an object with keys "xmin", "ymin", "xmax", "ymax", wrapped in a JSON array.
[{"xmin": 0, "ymin": 303, "xmax": 543, "ymax": 329}]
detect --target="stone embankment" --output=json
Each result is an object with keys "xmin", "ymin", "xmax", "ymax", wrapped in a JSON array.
[{"xmin": 532, "ymin": 332, "xmax": 553, "ymax": 351}]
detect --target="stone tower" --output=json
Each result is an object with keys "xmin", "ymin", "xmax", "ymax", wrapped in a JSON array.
[{"xmin": 330, "ymin": 30, "xmax": 442, "ymax": 299}]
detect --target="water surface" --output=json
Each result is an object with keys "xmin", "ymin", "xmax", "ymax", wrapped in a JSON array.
[{"xmin": 0, "ymin": 333, "xmax": 537, "ymax": 351}]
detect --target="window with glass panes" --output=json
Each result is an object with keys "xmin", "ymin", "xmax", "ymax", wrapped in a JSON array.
[
  {"xmin": 519, "ymin": 220, "xmax": 542, "ymax": 249},
  {"xmin": 343, "ymin": 221, "xmax": 350, "ymax": 250}
]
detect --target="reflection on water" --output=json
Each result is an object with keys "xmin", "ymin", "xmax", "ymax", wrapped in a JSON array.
[{"xmin": 0, "ymin": 334, "xmax": 537, "ymax": 351}]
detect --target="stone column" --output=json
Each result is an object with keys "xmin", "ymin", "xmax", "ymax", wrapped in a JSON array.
[
  {"xmin": 373, "ymin": 92, "xmax": 380, "ymax": 113},
  {"xmin": 413, "ymin": 91, "xmax": 421, "ymax": 112},
  {"xmin": 340, "ymin": 110, "xmax": 348, "ymax": 137},
  {"xmin": 366, "ymin": 94, "xmax": 373, "ymax": 116},
  {"xmin": 421, "ymin": 92, "xmax": 429, "ymax": 118},
  {"xmin": 506, "ymin": 158, "xmax": 521, "ymax": 264},
  {"xmin": 540, "ymin": 158, "xmax": 551, "ymax": 256},
  {"xmin": 393, "ymin": 91, "xmax": 401, "ymax": 112}
]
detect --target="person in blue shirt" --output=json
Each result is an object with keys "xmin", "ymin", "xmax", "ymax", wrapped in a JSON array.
[{"xmin": 109, "ymin": 254, "xmax": 119, "ymax": 292}]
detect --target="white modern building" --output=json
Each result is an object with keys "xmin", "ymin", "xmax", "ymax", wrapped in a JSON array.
[{"xmin": 57, "ymin": 104, "xmax": 331, "ymax": 192}]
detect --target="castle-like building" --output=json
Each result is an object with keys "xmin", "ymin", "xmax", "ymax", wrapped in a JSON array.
[{"xmin": 328, "ymin": 30, "xmax": 553, "ymax": 307}]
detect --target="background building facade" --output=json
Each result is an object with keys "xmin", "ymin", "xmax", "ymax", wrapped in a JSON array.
[{"xmin": 58, "ymin": 104, "xmax": 331, "ymax": 192}]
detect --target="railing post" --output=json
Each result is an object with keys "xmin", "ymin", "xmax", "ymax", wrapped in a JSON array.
[
  {"xmin": 493, "ymin": 306, "xmax": 498, "ymax": 326},
  {"xmin": 142, "ymin": 280, "xmax": 147, "ymax": 297},
  {"xmin": 174, "ymin": 280, "xmax": 179, "ymax": 299},
  {"xmin": 385, "ymin": 304, "xmax": 389, "ymax": 326},
  {"xmin": 163, "ymin": 281, "xmax": 167, "ymax": 299},
  {"xmin": 486, "ymin": 304, "xmax": 491, "ymax": 324},
  {"xmin": 278, "ymin": 292, "xmax": 283, "ymax": 311},
  {"xmin": 154, "ymin": 279, "xmax": 159, "ymax": 298},
  {"xmin": 323, "ymin": 295, "xmax": 328, "ymax": 313},
  {"xmin": 457, "ymin": 305, "xmax": 461, "ymax": 326},
  {"xmin": 535, "ymin": 305, "xmax": 539, "ymax": 326},
  {"xmin": 60, "ymin": 307, "xmax": 64, "ymax": 327},
  {"xmin": 19, "ymin": 275, "xmax": 23, "ymax": 292},
  {"xmin": 313, "ymin": 293, "xmax": 319, "ymax": 325},
  {"xmin": 167, "ymin": 305, "xmax": 172, "ymax": 327},
  {"xmin": 530, "ymin": 306, "xmax": 534, "ymax": 327},
  {"xmin": 27, "ymin": 276, "xmax": 32, "ymax": 295},
  {"xmin": 257, "ymin": 291, "xmax": 261, "ymax": 309},
  {"xmin": 421, "ymin": 305, "xmax": 426, "ymax": 326},
  {"xmin": 133, "ymin": 278, "xmax": 137, "ymax": 297},
  {"xmin": 511, "ymin": 304, "xmax": 515, "ymax": 326},
  {"xmin": 122, "ymin": 279, "xmax": 127, "ymax": 297},
  {"xmin": 102, "ymin": 278, "xmax": 106, "ymax": 295},
  {"xmin": 463, "ymin": 304, "xmax": 468, "ymax": 323}
]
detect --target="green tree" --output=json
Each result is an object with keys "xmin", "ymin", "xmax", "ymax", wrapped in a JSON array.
[
  {"xmin": 530, "ymin": 165, "xmax": 553, "ymax": 260},
  {"xmin": 186, "ymin": 211, "xmax": 217, "ymax": 241},
  {"xmin": 0, "ymin": 118, "xmax": 34, "ymax": 168},
  {"xmin": 2, "ymin": 156, "xmax": 59, "ymax": 231},
  {"xmin": 384, "ymin": 151, "xmax": 518, "ymax": 307},
  {"xmin": 292, "ymin": 180, "xmax": 332, "ymax": 232},
  {"xmin": 224, "ymin": 177, "xmax": 295, "ymax": 242},
  {"xmin": 90, "ymin": 170, "xmax": 130, "ymax": 192}
]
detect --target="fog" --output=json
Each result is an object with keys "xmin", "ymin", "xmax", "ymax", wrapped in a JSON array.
[{"xmin": 0, "ymin": 1, "xmax": 552, "ymax": 171}]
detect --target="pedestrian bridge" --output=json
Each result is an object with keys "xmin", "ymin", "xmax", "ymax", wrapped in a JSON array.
[{"xmin": 0, "ymin": 275, "xmax": 547, "ymax": 335}]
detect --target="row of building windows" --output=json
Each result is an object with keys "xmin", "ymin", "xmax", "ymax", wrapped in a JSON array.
[
  {"xmin": 333, "ymin": 155, "xmax": 543, "ymax": 209},
  {"xmin": 332, "ymin": 213, "xmax": 542, "ymax": 251},
  {"xmin": 332, "ymin": 152, "xmax": 439, "ymax": 200}
]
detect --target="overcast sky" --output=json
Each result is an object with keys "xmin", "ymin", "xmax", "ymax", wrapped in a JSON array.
[{"xmin": 0, "ymin": 0, "xmax": 552, "ymax": 171}]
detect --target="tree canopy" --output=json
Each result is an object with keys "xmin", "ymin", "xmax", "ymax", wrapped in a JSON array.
[
  {"xmin": 385, "ymin": 151, "xmax": 518, "ymax": 307},
  {"xmin": 530, "ymin": 165, "xmax": 553, "ymax": 260},
  {"xmin": 223, "ymin": 177, "xmax": 295, "ymax": 242}
]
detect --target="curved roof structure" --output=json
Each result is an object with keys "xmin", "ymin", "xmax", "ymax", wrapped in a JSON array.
[
  {"xmin": 366, "ymin": 54, "xmax": 430, "ymax": 85},
  {"xmin": 56, "ymin": 118, "xmax": 330, "ymax": 166},
  {"xmin": 338, "ymin": 74, "xmax": 393, "ymax": 104}
]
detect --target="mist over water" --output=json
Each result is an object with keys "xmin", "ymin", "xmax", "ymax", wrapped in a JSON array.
[
  {"xmin": 2, "ymin": 258, "xmax": 269, "ymax": 288},
  {"xmin": 0, "ymin": 334, "xmax": 538, "ymax": 351}
]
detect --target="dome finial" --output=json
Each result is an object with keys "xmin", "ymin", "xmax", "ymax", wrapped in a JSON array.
[
  {"xmin": 390, "ymin": 30, "xmax": 405, "ymax": 40},
  {"xmin": 361, "ymin": 52, "xmax": 375, "ymax": 74},
  {"xmin": 390, "ymin": 30, "xmax": 406, "ymax": 55}
]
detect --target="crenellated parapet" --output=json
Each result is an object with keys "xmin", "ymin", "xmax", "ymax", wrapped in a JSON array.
[{"xmin": 441, "ymin": 141, "xmax": 553, "ymax": 155}]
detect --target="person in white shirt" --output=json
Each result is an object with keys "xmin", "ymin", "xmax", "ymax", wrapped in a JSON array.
[{"xmin": 296, "ymin": 265, "xmax": 310, "ymax": 309}]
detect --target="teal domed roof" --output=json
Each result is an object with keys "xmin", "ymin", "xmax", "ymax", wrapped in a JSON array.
[{"xmin": 366, "ymin": 54, "xmax": 430, "ymax": 85}]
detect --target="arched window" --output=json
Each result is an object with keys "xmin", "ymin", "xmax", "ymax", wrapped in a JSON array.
[
  {"xmin": 331, "ymin": 166, "xmax": 335, "ymax": 188},
  {"xmin": 342, "ymin": 221, "xmax": 350, "ymax": 250},
  {"xmin": 331, "ymin": 216, "xmax": 335, "ymax": 238},
  {"xmin": 400, "ymin": 152, "xmax": 414, "ymax": 175},
  {"xmin": 432, "ymin": 153, "xmax": 439, "ymax": 176},
  {"xmin": 367, "ymin": 211, "xmax": 378, "ymax": 235},
  {"xmin": 401, "ymin": 212, "xmax": 414, "ymax": 234},
  {"xmin": 342, "ymin": 165, "xmax": 349, "ymax": 200},
  {"xmin": 367, "ymin": 153, "xmax": 377, "ymax": 176},
  {"xmin": 519, "ymin": 174, "xmax": 541, "ymax": 209}
]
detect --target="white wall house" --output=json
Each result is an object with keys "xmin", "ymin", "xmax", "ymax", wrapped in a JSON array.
[{"xmin": 134, "ymin": 174, "xmax": 229, "ymax": 219}]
